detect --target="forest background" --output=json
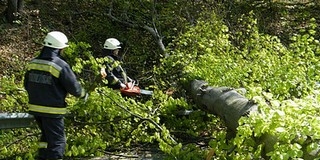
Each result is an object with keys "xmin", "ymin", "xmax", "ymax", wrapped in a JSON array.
[{"xmin": 1, "ymin": 0, "xmax": 320, "ymax": 159}]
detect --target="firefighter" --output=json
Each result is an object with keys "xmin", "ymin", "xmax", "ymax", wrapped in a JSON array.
[
  {"xmin": 100, "ymin": 38, "xmax": 132, "ymax": 89},
  {"xmin": 24, "ymin": 31, "xmax": 88, "ymax": 160}
]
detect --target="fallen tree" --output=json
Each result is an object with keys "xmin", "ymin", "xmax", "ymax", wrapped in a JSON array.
[
  {"xmin": 189, "ymin": 79, "xmax": 320, "ymax": 159},
  {"xmin": 189, "ymin": 79, "xmax": 258, "ymax": 133}
]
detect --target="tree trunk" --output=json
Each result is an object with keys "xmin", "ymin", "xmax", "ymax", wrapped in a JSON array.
[
  {"xmin": 189, "ymin": 79, "xmax": 319, "ymax": 159},
  {"xmin": 189, "ymin": 79, "xmax": 258, "ymax": 132},
  {"xmin": 6, "ymin": 0, "xmax": 23, "ymax": 23}
]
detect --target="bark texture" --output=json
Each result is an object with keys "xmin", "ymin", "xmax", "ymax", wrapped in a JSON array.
[
  {"xmin": 6, "ymin": 0, "xmax": 23, "ymax": 23},
  {"xmin": 190, "ymin": 79, "xmax": 258, "ymax": 132},
  {"xmin": 189, "ymin": 79, "xmax": 319, "ymax": 159}
]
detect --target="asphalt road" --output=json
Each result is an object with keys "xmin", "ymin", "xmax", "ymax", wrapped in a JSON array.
[{"xmin": 86, "ymin": 149, "xmax": 167, "ymax": 160}]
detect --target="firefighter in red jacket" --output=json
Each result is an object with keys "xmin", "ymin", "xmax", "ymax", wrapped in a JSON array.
[{"xmin": 24, "ymin": 31, "xmax": 88, "ymax": 160}]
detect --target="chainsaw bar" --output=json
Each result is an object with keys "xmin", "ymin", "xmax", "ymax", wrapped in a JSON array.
[
  {"xmin": 140, "ymin": 89, "xmax": 153, "ymax": 96},
  {"xmin": 120, "ymin": 81, "xmax": 153, "ymax": 96}
]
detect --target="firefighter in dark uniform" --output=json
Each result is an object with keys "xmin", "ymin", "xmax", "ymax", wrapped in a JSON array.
[
  {"xmin": 100, "ymin": 38, "xmax": 132, "ymax": 89},
  {"xmin": 24, "ymin": 31, "xmax": 88, "ymax": 160}
]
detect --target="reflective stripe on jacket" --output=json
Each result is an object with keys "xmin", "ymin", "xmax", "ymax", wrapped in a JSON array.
[
  {"xmin": 27, "ymin": 59, "xmax": 62, "ymax": 78},
  {"xmin": 105, "ymin": 56, "xmax": 128, "ymax": 88},
  {"xmin": 24, "ymin": 47, "xmax": 85, "ymax": 117}
]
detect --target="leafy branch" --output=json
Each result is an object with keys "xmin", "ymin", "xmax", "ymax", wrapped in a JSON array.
[{"xmin": 103, "ymin": 92, "xmax": 177, "ymax": 144}]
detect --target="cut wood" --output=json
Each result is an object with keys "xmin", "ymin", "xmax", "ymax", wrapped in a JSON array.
[{"xmin": 190, "ymin": 79, "xmax": 258, "ymax": 132}]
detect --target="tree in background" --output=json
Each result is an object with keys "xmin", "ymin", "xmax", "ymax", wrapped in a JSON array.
[{"xmin": 4, "ymin": 0, "xmax": 24, "ymax": 23}]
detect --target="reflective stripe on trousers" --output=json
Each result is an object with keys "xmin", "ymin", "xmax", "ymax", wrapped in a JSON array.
[
  {"xmin": 29, "ymin": 104, "xmax": 67, "ymax": 114},
  {"xmin": 34, "ymin": 116, "xmax": 66, "ymax": 159},
  {"xmin": 38, "ymin": 142, "xmax": 48, "ymax": 148}
]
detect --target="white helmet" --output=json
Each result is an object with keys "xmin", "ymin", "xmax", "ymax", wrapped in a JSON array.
[
  {"xmin": 104, "ymin": 38, "xmax": 121, "ymax": 50},
  {"xmin": 43, "ymin": 31, "xmax": 69, "ymax": 49}
]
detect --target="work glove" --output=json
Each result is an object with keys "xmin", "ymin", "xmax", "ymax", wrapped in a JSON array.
[
  {"xmin": 120, "ymin": 83, "xmax": 126, "ymax": 89},
  {"xmin": 100, "ymin": 68, "xmax": 107, "ymax": 78},
  {"xmin": 81, "ymin": 93, "xmax": 89, "ymax": 102},
  {"xmin": 127, "ymin": 77, "xmax": 133, "ymax": 82}
]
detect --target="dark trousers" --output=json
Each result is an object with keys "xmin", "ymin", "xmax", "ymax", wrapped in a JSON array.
[{"xmin": 34, "ymin": 116, "xmax": 66, "ymax": 160}]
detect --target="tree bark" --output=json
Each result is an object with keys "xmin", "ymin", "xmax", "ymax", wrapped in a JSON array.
[
  {"xmin": 6, "ymin": 0, "xmax": 23, "ymax": 23},
  {"xmin": 106, "ymin": 2, "xmax": 166, "ymax": 54},
  {"xmin": 189, "ymin": 79, "xmax": 319, "ymax": 159},
  {"xmin": 189, "ymin": 79, "xmax": 258, "ymax": 132}
]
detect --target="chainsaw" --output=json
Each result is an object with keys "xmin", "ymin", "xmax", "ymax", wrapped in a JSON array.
[{"xmin": 120, "ymin": 81, "xmax": 153, "ymax": 96}]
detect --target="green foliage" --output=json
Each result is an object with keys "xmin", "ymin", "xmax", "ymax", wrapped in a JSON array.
[
  {"xmin": 0, "ymin": 75, "xmax": 38, "ymax": 160},
  {"xmin": 156, "ymin": 9, "xmax": 320, "ymax": 159},
  {"xmin": 0, "ymin": 128, "xmax": 39, "ymax": 160},
  {"xmin": 155, "ymin": 11, "xmax": 233, "ymax": 91},
  {"xmin": 63, "ymin": 42, "xmax": 107, "ymax": 91},
  {"xmin": 0, "ymin": 75, "xmax": 28, "ymax": 112},
  {"xmin": 50, "ymin": 0, "xmax": 222, "ymax": 87},
  {"xmin": 227, "ymin": 89, "xmax": 320, "ymax": 159},
  {"xmin": 159, "ymin": 11, "xmax": 320, "ymax": 100},
  {"xmin": 63, "ymin": 85, "xmax": 194, "ymax": 158},
  {"xmin": 2, "ymin": 1, "xmax": 320, "ymax": 159},
  {"xmin": 0, "ymin": 73, "xmax": 190, "ymax": 159}
]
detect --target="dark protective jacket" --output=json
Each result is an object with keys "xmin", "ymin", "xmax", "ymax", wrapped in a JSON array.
[
  {"xmin": 102, "ymin": 49, "xmax": 129, "ymax": 89},
  {"xmin": 24, "ymin": 47, "xmax": 85, "ymax": 118}
]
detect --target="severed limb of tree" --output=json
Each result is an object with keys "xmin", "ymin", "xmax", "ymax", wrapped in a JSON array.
[
  {"xmin": 189, "ymin": 79, "xmax": 320, "ymax": 159},
  {"xmin": 101, "ymin": 91, "xmax": 177, "ymax": 144},
  {"xmin": 106, "ymin": 1, "xmax": 166, "ymax": 54},
  {"xmin": 189, "ymin": 79, "xmax": 258, "ymax": 133},
  {"xmin": 113, "ymin": 99, "xmax": 177, "ymax": 144},
  {"xmin": 4, "ymin": 132, "xmax": 39, "ymax": 148}
]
